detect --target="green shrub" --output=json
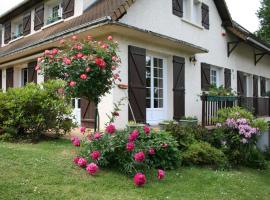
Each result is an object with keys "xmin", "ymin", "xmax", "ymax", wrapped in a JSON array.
[
  {"xmin": 182, "ymin": 141, "xmax": 228, "ymax": 169},
  {"xmin": 0, "ymin": 80, "xmax": 75, "ymax": 141},
  {"xmin": 79, "ymin": 128, "xmax": 181, "ymax": 176}
]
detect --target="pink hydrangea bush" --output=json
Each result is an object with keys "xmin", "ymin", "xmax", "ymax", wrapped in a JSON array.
[{"xmin": 71, "ymin": 124, "xmax": 180, "ymax": 186}]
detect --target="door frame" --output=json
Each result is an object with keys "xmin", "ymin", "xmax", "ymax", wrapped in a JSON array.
[{"xmin": 146, "ymin": 51, "xmax": 168, "ymax": 125}]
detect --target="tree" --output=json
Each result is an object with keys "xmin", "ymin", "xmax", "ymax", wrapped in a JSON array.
[
  {"xmin": 256, "ymin": 0, "xmax": 270, "ymax": 43},
  {"xmin": 36, "ymin": 35, "xmax": 121, "ymax": 131}
]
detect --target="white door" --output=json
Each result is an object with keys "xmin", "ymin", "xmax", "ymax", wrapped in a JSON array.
[
  {"xmin": 71, "ymin": 98, "xmax": 81, "ymax": 126},
  {"xmin": 146, "ymin": 55, "xmax": 167, "ymax": 125}
]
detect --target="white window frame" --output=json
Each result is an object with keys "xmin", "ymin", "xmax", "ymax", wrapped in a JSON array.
[
  {"xmin": 210, "ymin": 67, "xmax": 220, "ymax": 87},
  {"xmin": 182, "ymin": 0, "xmax": 203, "ymax": 27}
]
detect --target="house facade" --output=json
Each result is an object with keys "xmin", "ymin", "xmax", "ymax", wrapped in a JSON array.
[{"xmin": 0, "ymin": 0, "xmax": 270, "ymax": 130}]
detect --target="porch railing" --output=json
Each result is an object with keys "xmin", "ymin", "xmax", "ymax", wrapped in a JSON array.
[{"xmin": 201, "ymin": 95, "xmax": 270, "ymax": 126}]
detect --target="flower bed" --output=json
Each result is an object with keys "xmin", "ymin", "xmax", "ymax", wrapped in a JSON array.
[{"xmin": 71, "ymin": 124, "xmax": 181, "ymax": 187}]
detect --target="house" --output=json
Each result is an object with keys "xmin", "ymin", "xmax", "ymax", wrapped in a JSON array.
[{"xmin": 0, "ymin": 0, "xmax": 270, "ymax": 134}]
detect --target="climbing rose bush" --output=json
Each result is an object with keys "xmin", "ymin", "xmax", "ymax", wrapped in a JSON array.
[
  {"xmin": 71, "ymin": 125, "xmax": 181, "ymax": 186},
  {"xmin": 37, "ymin": 35, "xmax": 121, "ymax": 104}
]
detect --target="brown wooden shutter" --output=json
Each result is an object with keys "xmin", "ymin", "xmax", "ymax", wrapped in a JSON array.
[
  {"xmin": 201, "ymin": 63, "xmax": 210, "ymax": 91},
  {"xmin": 62, "ymin": 0, "xmax": 75, "ymax": 19},
  {"xmin": 6, "ymin": 67, "xmax": 14, "ymax": 89},
  {"xmin": 23, "ymin": 12, "xmax": 31, "ymax": 36},
  {"xmin": 34, "ymin": 4, "xmax": 44, "ymax": 31},
  {"xmin": 202, "ymin": 3, "xmax": 209, "ymax": 29},
  {"xmin": 81, "ymin": 98, "xmax": 95, "ymax": 128},
  {"xmin": 172, "ymin": 0, "xmax": 183, "ymax": 17},
  {"xmin": 253, "ymin": 75, "xmax": 258, "ymax": 97},
  {"xmin": 28, "ymin": 61, "xmax": 37, "ymax": 83},
  {"xmin": 0, "ymin": 70, "xmax": 2, "ymax": 90},
  {"xmin": 237, "ymin": 71, "xmax": 246, "ymax": 96},
  {"xmin": 260, "ymin": 77, "xmax": 266, "ymax": 96},
  {"xmin": 173, "ymin": 56, "xmax": 185, "ymax": 120},
  {"xmin": 128, "ymin": 45, "xmax": 146, "ymax": 123},
  {"xmin": 224, "ymin": 68, "xmax": 231, "ymax": 89},
  {"xmin": 4, "ymin": 21, "xmax": 11, "ymax": 44}
]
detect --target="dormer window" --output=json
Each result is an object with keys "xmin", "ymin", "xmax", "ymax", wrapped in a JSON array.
[
  {"xmin": 45, "ymin": 0, "xmax": 62, "ymax": 25},
  {"xmin": 11, "ymin": 17, "xmax": 23, "ymax": 40}
]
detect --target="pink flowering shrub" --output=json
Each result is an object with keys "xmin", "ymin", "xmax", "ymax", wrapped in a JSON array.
[
  {"xmin": 71, "ymin": 125, "xmax": 181, "ymax": 186},
  {"xmin": 37, "ymin": 35, "xmax": 121, "ymax": 132},
  {"xmin": 213, "ymin": 107, "xmax": 268, "ymax": 168}
]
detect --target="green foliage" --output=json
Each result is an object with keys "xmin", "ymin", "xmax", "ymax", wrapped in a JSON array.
[
  {"xmin": 182, "ymin": 141, "xmax": 228, "ymax": 168},
  {"xmin": 208, "ymin": 85, "xmax": 236, "ymax": 96},
  {"xmin": 256, "ymin": 0, "xmax": 270, "ymax": 43},
  {"xmin": 79, "ymin": 128, "xmax": 181, "ymax": 176},
  {"xmin": 181, "ymin": 116, "xmax": 198, "ymax": 120},
  {"xmin": 0, "ymin": 80, "xmax": 75, "ymax": 141},
  {"xmin": 215, "ymin": 106, "xmax": 254, "ymax": 123}
]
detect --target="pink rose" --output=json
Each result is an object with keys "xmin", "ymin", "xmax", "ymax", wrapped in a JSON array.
[
  {"xmin": 134, "ymin": 152, "xmax": 145, "ymax": 162},
  {"xmin": 71, "ymin": 136, "xmax": 80, "ymax": 147},
  {"xmin": 44, "ymin": 50, "xmax": 51, "ymax": 55},
  {"xmin": 128, "ymin": 129, "xmax": 139, "ymax": 142},
  {"xmin": 86, "ymin": 163, "xmax": 99, "ymax": 175},
  {"xmin": 63, "ymin": 57, "xmax": 71, "ymax": 65},
  {"xmin": 73, "ymin": 156, "xmax": 80, "ymax": 165},
  {"xmin": 76, "ymin": 44, "xmax": 83, "ymax": 50},
  {"xmin": 93, "ymin": 132, "xmax": 102, "ymax": 140},
  {"xmin": 85, "ymin": 67, "xmax": 91, "ymax": 72},
  {"xmin": 77, "ymin": 158, "xmax": 87, "ymax": 167},
  {"xmin": 107, "ymin": 35, "xmax": 113, "ymax": 40},
  {"xmin": 90, "ymin": 151, "xmax": 101, "ymax": 160},
  {"xmin": 143, "ymin": 125, "xmax": 151, "ymax": 134},
  {"xmin": 80, "ymin": 126, "xmax": 86, "ymax": 133},
  {"xmin": 106, "ymin": 124, "xmax": 116, "ymax": 134},
  {"xmin": 134, "ymin": 173, "xmax": 146, "ymax": 186},
  {"xmin": 69, "ymin": 81, "xmax": 76, "ymax": 87},
  {"xmin": 157, "ymin": 169, "xmax": 165, "ymax": 180},
  {"xmin": 80, "ymin": 74, "xmax": 88, "ymax": 80},
  {"xmin": 111, "ymin": 65, "xmax": 117, "ymax": 70},
  {"xmin": 148, "ymin": 148, "xmax": 155, "ymax": 155},
  {"xmin": 112, "ymin": 56, "xmax": 117, "ymax": 62},
  {"xmin": 77, "ymin": 53, "xmax": 84, "ymax": 59},
  {"xmin": 126, "ymin": 142, "xmax": 135, "ymax": 152},
  {"xmin": 35, "ymin": 65, "xmax": 40, "ymax": 71},
  {"xmin": 64, "ymin": 73, "xmax": 69, "ymax": 77},
  {"xmin": 72, "ymin": 35, "xmax": 77, "ymax": 40},
  {"xmin": 52, "ymin": 48, "xmax": 58, "ymax": 55},
  {"xmin": 95, "ymin": 58, "xmax": 106, "ymax": 69},
  {"xmin": 102, "ymin": 44, "xmax": 108, "ymax": 49},
  {"xmin": 37, "ymin": 57, "xmax": 43, "ymax": 62}
]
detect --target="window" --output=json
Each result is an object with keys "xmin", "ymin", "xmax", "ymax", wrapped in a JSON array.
[
  {"xmin": 52, "ymin": 5, "xmax": 60, "ymax": 19},
  {"xmin": 210, "ymin": 69, "xmax": 217, "ymax": 86},
  {"xmin": 183, "ymin": 0, "xmax": 202, "ymax": 25},
  {"xmin": 11, "ymin": 21, "xmax": 23, "ymax": 40},
  {"xmin": 21, "ymin": 68, "xmax": 28, "ymax": 86},
  {"xmin": 46, "ymin": 1, "xmax": 62, "ymax": 25},
  {"xmin": 145, "ymin": 56, "xmax": 164, "ymax": 109}
]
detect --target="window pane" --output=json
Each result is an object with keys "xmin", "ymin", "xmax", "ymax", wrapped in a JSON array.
[
  {"xmin": 158, "ymin": 79, "xmax": 163, "ymax": 88},
  {"xmin": 146, "ymin": 88, "xmax": 151, "ymax": 98},
  {"xmin": 154, "ymin": 88, "xmax": 158, "ymax": 98},
  {"xmin": 78, "ymin": 99, "xmax": 81, "ymax": 109},
  {"xmin": 159, "ymin": 99, "xmax": 163, "ymax": 108},
  {"xmin": 154, "ymin": 99, "xmax": 158, "ymax": 108},
  {"xmin": 146, "ymin": 56, "xmax": 151, "ymax": 66},
  {"xmin": 158, "ymin": 89, "xmax": 163, "ymax": 98},
  {"xmin": 146, "ymin": 98, "xmax": 151, "ymax": 108}
]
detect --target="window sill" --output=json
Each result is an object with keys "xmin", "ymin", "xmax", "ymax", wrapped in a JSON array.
[
  {"xmin": 181, "ymin": 18, "xmax": 204, "ymax": 30},
  {"xmin": 8, "ymin": 36, "xmax": 24, "ymax": 44},
  {"xmin": 42, "ymin": 19, "xmax": 64, "ymax": 30}
]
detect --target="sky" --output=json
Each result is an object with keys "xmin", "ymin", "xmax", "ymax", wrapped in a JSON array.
[{"xmin": 0, "ymin": 0, "xmax": 262, "ymax": 32}]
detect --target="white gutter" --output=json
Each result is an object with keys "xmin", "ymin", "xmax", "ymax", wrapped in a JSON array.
[
  {"xmin": 0, "ymin": 0, "xmax": 29, "ymax": 19},
  {"xmin": 247, "ymin": 37, "xmax": 270, "ymax": 52}
]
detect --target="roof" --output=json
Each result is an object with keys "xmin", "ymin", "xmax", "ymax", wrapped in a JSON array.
[
  {"xmin": 0, "ymin": 0, "xmax": 135, "ymax": 58},
  {"xmin": 0, "ymin": 0, "xmax": 269, "ymax": 60}
]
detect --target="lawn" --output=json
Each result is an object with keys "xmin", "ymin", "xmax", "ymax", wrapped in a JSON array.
[{"xmin": 0, "ymin": 139, "xmax": 270, "ymax": 200}]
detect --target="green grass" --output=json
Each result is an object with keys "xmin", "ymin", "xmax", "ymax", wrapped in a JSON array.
[{"xmin": 0, "ymin": 140, "xmax": 270, "ymax": 200}]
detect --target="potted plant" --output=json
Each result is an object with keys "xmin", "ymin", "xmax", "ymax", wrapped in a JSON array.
[
  {"xmin": 127, "ymin": 121, "xmax": 145, "ymax": 130},
  {"xmin": 179, "ymin": 116, "xmax": 198, "ymax": 127},
  {"xmin": 159, "ymin": 120, "xmax": 178, "ymax": 130}
]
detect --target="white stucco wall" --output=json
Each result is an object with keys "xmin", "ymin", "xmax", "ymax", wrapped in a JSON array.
[{"xmin": 118, "ymin": 0, "xmax": 270, "ymax": 122}]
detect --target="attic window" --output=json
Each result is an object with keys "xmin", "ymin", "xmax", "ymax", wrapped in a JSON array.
[
  {"xmin": 11, "ymin": 19, "xmax": 23, "ymax": 40},
  {"xmin": 46, "ymin": 0, "xmax": 62, "ymax": 25}
]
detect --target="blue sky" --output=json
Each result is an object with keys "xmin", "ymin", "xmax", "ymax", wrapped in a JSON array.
[{"xmin": 0, "ymin": 0, "xmax": 261, "ymax": 32}]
